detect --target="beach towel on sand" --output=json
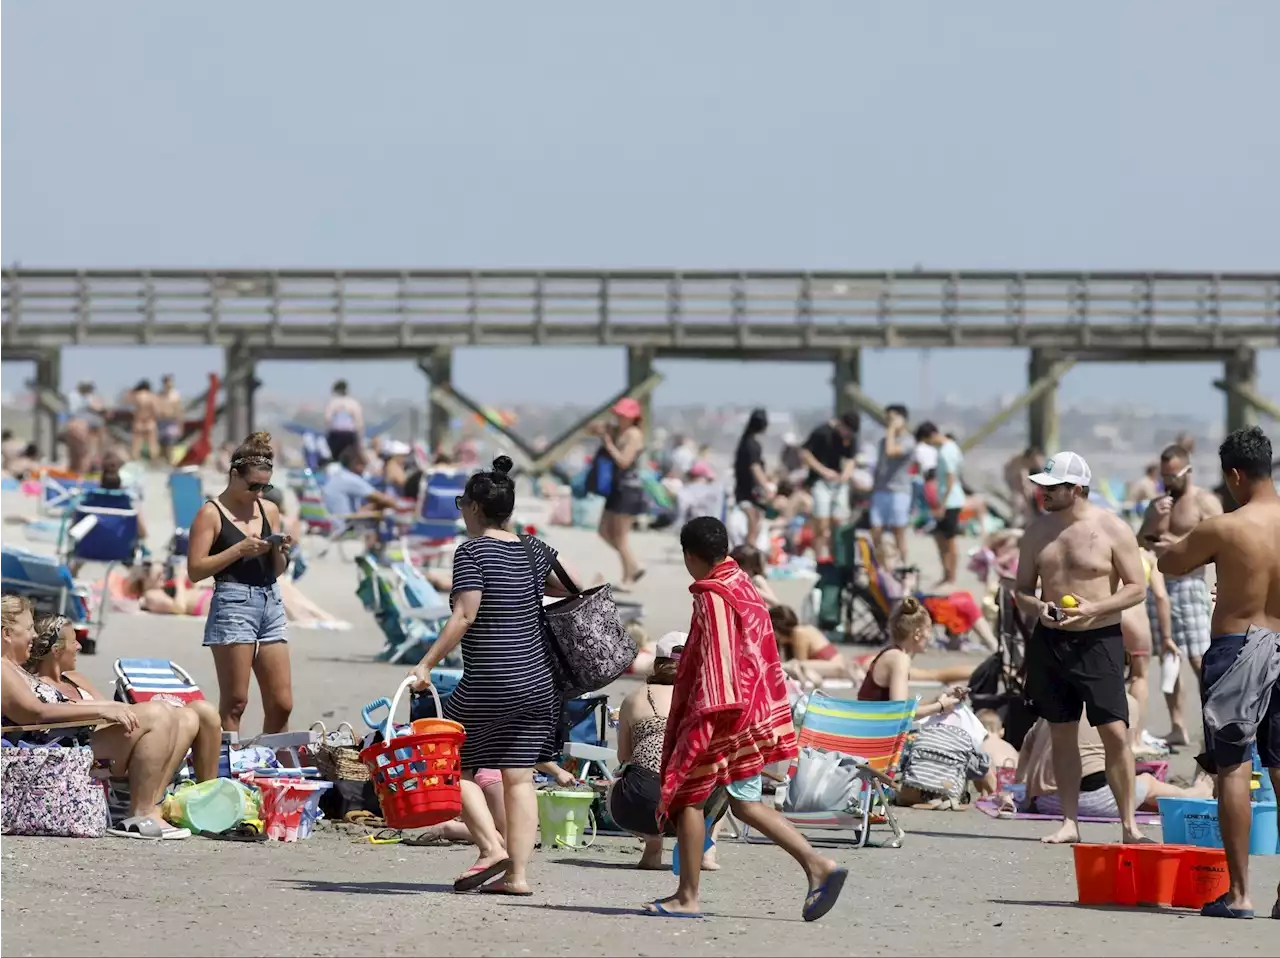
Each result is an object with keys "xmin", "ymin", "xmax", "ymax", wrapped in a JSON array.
[{"xmin": 658, "ymin": 559, "xmax": 797, "ymax": 823}]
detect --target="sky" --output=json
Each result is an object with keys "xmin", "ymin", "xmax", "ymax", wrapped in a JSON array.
[{"xmin": 2, "ymin": 1, "xmax": 1277, "ymax": 420}]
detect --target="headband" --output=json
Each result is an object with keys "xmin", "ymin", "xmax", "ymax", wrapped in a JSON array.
[
  {"xmin": 30, "ymin": 615, "xmax": 71, "ymax": 660},
  {"xmin": 231, "ymin": 455, "xmax": 273, "ymax": 469}
]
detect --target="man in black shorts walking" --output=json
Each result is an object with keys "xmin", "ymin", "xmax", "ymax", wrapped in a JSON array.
[{"xmin": 1015, "ymin": 452, "xmax": 1150, "ymax": 844}]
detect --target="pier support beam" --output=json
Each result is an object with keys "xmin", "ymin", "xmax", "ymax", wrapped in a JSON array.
[
  {"xmin": 420, "ymin": 347, "xmax": 454, "ymax": 454},
  {"xmin": 33, "ymin": 349, "xmax": 62, "ymax": 462},
  {"xmin": 1027, "ymin": 349, "xmax": 1069, "ymax": 455},
  {"xmin": 627, "ymin": 347, "xmax": 655, "ymax": 426},
  {"xmin": 223, "ymin": 342, "xmax": 257, "ymax": 442},
  {"xmin": 963, "ymin": 358, "xmax": 1077, "ymax": 454},
  {"xmin": 1221, "ymin": 348, "xmax": 1261, "ymax": 434},
  {"xmin": 832, "ymin": 349, "xmax": 863, "ymax": 423}
]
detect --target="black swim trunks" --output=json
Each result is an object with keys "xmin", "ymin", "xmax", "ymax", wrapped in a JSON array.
[{"xmin": 1025, "ymin": 621, "xmax": 1128, "ymax": 727}]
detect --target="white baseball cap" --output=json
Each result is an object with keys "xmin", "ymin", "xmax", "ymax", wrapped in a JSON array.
[
  {"xmin": 655, "ymin": 631, "xmax": 688, "ymax": 660},
  {"xmin": 1029, "ymin": 451, "xmax": 1093, "ymax": 487}
]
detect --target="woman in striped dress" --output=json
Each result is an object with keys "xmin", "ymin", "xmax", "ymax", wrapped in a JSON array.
[{"xmin": 410, "ymin": 456, "xmax": 571, "ymax": 896}]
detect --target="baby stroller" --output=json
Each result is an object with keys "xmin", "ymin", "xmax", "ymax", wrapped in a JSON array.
[{"xmin": 967, "ymin": 582, "xmax": 1034, "ymax": 749}]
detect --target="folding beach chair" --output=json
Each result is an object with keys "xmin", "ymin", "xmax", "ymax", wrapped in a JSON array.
[
  {"xmin": 398, "ymin": 469, "xmax": 467, "ymax": 567},
  {"xmin": 113, "ymin": 658, "xmax": 205, "ymax": 706},
  {"xmin": 0, "ymin": 544, "xmax": 94, "ymax": 647},
  {"xmin": 39, "ymin": 468, "xmax": 98, "ymax": 516},
  {"xmin": 560, "ymin": 693, "xmax": 618, "ymax": 782},
  {"xmin": 167, "ymin": 468, "xmax": 204, "ymax": 558},
  {"xmin": 740, "ymin": 692, "xmax": 916, "ymax": 849},
  {"xmin": 56, "ymin": 488, "xmax": 142, "ymax": 647},
  {"xmin": 354, "ymin": 554, "xmax": 457, "ymax": 665}
]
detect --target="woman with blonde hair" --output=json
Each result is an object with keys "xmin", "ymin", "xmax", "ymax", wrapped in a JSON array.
[
  {"xmin": 857, "ymin": 596, "xmax": 969, "ymax": 717},
  {"xmin": 187, "ymin": 431, "xmax": 294, "ymax": 733},
  {"xmin": 25, "ymin": 612, "xmax": 222, "ymax": 781},
  {"xmin": 1, "ymin": 595, "xmax": 196, "ymax": 839}
]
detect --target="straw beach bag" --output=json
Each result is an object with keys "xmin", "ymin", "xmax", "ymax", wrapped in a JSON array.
[{"xmin": 307, "ymin": 722, "xmax": 370, "ymax": 782}]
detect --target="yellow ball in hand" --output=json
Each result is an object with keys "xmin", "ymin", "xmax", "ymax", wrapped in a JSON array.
[{"xmin": 1060, "ymin": 595, "xmax": 1078, "ymax": 609}]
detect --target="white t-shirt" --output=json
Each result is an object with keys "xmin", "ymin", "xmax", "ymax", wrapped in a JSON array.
[{"xmin": 914, "ymin": 442, "xmax": 939, "ymax": 474}]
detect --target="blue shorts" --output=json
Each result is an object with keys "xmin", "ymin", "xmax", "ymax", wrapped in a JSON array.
[
  {"xmin": 1200, "ymin": 633, "xmax": 1280, "ymax": 773},
  {"xmin": 725, "ymin": 773, "xmax": 763, "ymax": 803},
  {"xmin": 202, "ymin": 581, "xmax": 287, "ymax": 647},
  {"xmin": 869, "ymin": 489, "xmax": 912, "ymax": 529}
]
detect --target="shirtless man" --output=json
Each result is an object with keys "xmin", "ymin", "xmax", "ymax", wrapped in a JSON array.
[
  {"xmin": 1139, "ymin": 444, "xmax": 1223, "ymax": 742},
  {"xmin": 1125, "ymin": 464, "xmax": 1159, "ymax": 514},
  {"xmin": 128, "ymin": 379, "xmax": 159, "ymax": 463},
  {"xmin": 1015, "ymin": 451, "xmax": 1148, "ymax": 844},
  {"xmin": 156, "ymin": 374, "xmax": 183, "ymax": 462},
  {"xmin": 1003, "ymin": 446, "xmax": 1043, "ymax": 528},
  {"xmin": 1158, "ymin": 426, "xmax": 1280, "ymax": 920}
]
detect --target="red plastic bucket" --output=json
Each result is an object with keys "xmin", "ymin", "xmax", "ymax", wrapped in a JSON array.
[
  {"xmin": 1171, "ymin": 846, "xmax": 1230, "ymax": 909},
  {"xmin": 1131, "ymin": 845, "xmax": 1183, "ymax": 907},
  {"xmin": 1073, "ymin": 844, "xmax": 1122, "ymax": 905}
]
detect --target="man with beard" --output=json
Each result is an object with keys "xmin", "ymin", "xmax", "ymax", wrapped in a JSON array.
[
  {"xmin": 1139, "ymin": 444, "xmax": 1223, "ymax": 744},
  {"xmin": 1015, "ymin": 452, "xmax": 1149, "ymax": 844}
]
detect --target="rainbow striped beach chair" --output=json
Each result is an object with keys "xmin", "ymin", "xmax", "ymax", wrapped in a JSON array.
[{"xmin": 744, "ymin": 692, "xmax": 916, "ymax": 849}]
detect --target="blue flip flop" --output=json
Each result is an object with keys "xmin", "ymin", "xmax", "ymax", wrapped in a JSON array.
[
  {"xmin": 803, "ymin": 867, "xmax": 849, "ymax": 923},
  {"xmin": 1200, "ymin": 894, "xmax": 1254, "ymax": 920},
  {"xmin": 643, "ymin": 901, "xmax": 704, "ymax": 919}
]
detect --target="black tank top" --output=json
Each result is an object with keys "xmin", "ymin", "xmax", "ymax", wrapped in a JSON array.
[{"xmin": 208, "ymin": 499, "xmax": 276, "ymax": 586}]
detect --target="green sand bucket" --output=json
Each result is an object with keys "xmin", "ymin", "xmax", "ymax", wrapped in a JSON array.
[{"xmin": 537, "ymin": 788, "xmax": 596, "ymax": 849}]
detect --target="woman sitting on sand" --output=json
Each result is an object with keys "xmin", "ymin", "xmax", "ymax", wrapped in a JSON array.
[
  {"xmin": 857, "ymin": 597, "xmax": 970, "ymax": 717},
  {"xmin": 608, "ymin": 633, "xmax": 723, "ymax": 872},
  {"xmin": 769, "ymin": 606, "xmax": 866, "ymax": 686}
]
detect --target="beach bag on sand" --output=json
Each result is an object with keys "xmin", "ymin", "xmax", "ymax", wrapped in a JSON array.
[
  {"xmin": 1, "ymin": 745, "xmax": 107, "ymax": 837},
  {"xmin": 518, "ymin": 536, "xmax": 637, "ymax": 697},
  {"xmin": 899, "ymin": 724, "xmax": 989, "ymax": 801},
  {"xmin": 784, "ymin": 747, "xmax": 865, "ymax": 815}
]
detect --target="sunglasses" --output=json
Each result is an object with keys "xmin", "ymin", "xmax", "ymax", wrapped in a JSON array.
[
  {"xmin": 248, "ymin": 482, "xmax": 274, "ymax": 493},
  {"xmin": 454, "ymin": 495, "xmax": 468, "ymax": 510},
  {"xmin": 1160, "ymin": 465, "xmax": 1191, "ymax": 483}
]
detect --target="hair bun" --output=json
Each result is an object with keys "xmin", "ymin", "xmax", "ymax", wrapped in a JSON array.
[
  {"xmin": 899, "ymin": 596, "xmax": 920, "ymax": 615},
  {"xmin": 492, "ymin": 455, "xmax": 513, "ymax": 477}
]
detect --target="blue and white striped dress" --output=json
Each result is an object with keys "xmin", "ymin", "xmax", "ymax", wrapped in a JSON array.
[{"xmin": 442, "ymin": 534, "xmax": 562, "ymax": 769}]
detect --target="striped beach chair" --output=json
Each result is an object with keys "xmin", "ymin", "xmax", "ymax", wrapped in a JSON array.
[
  {"xmin": 113, "ymin": 658, "xmax": 205, "ymax": 706},
  {"xmin": 743, "ymin": 692, "xmax": 916, "ymax": 849}
]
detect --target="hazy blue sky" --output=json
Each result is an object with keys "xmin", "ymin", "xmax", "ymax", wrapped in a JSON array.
[{"xmin": 3, "ymin": 2, "xmax": 1277, "ymax": 419}]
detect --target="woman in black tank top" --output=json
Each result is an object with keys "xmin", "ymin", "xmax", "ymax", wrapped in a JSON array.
[{"xmin": 187, "ymin": 432, "xmax": 295, "ymax": 734}]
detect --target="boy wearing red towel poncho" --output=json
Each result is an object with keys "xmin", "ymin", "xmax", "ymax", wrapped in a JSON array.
[{"xmin": 644, "ymin": 516, "xmax": 848, "ymax": 920}]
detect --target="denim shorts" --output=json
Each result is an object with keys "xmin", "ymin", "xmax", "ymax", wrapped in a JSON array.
[
  {"xmin": 869, "ymin": 489, "xmax": 912, "ymax": 529},
  {"xmin": 202, "ymin": 581, "xmax": 287, "ymax": 647}
]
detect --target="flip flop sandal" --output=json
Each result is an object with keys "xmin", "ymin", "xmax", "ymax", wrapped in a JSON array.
[
  {"xmin": 454, "ymin": 858, "xmax": 512, "ymax": 893},
  {"xmin": 402, "ymin": 829, "xmax": 454, "ymax": 847},
  {"xmin": 803, "ymin": 867, "xmax": 849, "ymax": 923},
  {"xmin": 642, "ymin": 901, "xmax": 703, "ymax": 919},
  {"xmin": 203, "ymin": 824, "xmax": 268, "ymax": 843},
  {"xmin": 354, "ymin": 829, "xmax": 403, "ymax": 845},
  {"xmin": 480, "ymin": 883, "xmax": 533, "ymax": 897},
  {"xmin": 109, "ymin": 816, "xmax": 167, "ymax": 841},
  {"xmin": 1200, "ymin": 894, "xmax": 1254, "ymax": 919}
]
